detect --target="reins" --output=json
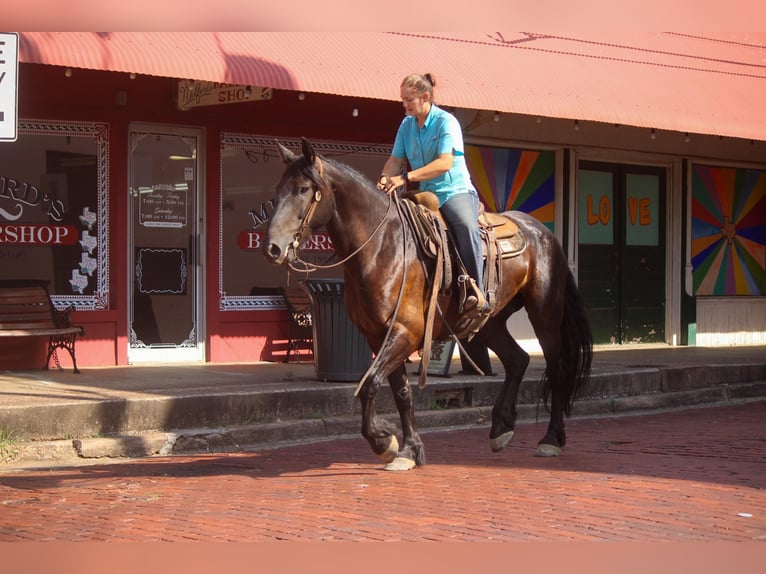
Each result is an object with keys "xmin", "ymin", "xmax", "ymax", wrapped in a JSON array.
[
  {"xmin": 286, "ymin": 181, "xmax": 395, "ymax": 274},
  {"xmin": 279, "ymin": 166, "xmax": 410, "ymax": 398},
  {"xmin": 282, "ymin": 163, "xmax": 483, "ymax": 396},
  {"xmin": 353, "ymin": 189, "xmax": 411, "ymax": 396}
]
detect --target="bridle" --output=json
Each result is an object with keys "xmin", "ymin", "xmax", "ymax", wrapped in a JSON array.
[
  {"xmin": 286, "ymin": 160, "xmax": 395, "ymax": 274},
  {"xmin": 279, "ymin": 163, "xmax": 485, "ymax": 394}
]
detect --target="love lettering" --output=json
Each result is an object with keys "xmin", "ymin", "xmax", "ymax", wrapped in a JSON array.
[{"xmin": 586, "ymin": 194, "xmax": 651, "ymax": 226}]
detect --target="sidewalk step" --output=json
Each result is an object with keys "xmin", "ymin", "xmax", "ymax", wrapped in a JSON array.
[{"xmin": 3, "ymin": 380, "xmax": 765, "ymax": 468}]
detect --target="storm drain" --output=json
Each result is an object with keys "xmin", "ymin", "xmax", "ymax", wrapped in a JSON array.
[{"xmin": 432, "ymin": 388, "xmax": 473, "ymax": 409}]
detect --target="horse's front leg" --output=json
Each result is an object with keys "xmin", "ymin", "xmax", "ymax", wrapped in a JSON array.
[
  {"xmin": 384, "ymin": 364, "xmax": 425, "ymax": 471},
  {"xmin": 357, "ymin": 371, "xmax": 400, "ymax": 463}
]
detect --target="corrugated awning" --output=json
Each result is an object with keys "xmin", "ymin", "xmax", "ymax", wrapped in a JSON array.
[{"xmin": 17, "ymin": 32, "xmax": 766, "ymax": 142}]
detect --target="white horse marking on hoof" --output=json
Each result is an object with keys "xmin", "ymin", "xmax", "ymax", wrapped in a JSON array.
[
  {"xmin": 383, "ymin": 457, "xmax": 417, "ymax": 471},
  {"xmin": 490, "ymin": 431, "xmax": 514, "ymax": 452},
  {"xmin": 535, "ymin": 443, "xmax": 562, "ymax": 457},
  {"xmin": 378, "ymin": 435, "xmax": 399, "ymax": 464}
]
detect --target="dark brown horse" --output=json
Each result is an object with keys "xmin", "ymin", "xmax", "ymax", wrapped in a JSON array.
[{"xmin": 264, "ymin": 138, "xmax": 592, "ymax": 471}]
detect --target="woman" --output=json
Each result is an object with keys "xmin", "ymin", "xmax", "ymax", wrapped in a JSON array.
[{"xmin": 377, "ymin": 73, "xmax": 488, "ymax": 318}]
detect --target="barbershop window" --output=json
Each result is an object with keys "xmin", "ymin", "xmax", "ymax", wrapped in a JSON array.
[
  {"xmin": 219, "ymin": 134, "xmax": 390, "ymax": 310},
  {"xmin": 0, "ymin": 121, "xmax": 109, "ymax": 309}
]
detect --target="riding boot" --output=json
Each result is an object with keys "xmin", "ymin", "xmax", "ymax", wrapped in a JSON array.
[{"xmin": 460, "ymin": 276, "xmax": 488, "ymax": 317}]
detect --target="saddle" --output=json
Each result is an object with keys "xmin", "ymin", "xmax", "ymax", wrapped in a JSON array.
[
  {"xmin": 401, "ymin": 191, "xmax": 525, "ymax": 296},
  {"xmin": 399, "ymin": 192, "xmax": 526, "ymax": 385}
]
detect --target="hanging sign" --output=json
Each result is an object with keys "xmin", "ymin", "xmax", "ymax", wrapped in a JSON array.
[
  {"xmin": 139, "ymin": 185, "xmax": 187, "ymax": 228},
  {"xmin": 0, "ymin": 32, "xmax": 19, "ymax": 142},
  {"xmin": 177, "ymin": 80, "xmax": 272, "ymax": 110}
]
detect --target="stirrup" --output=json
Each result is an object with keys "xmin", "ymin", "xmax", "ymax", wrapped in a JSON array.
[{"xmin": 458, "ymin": 275, "xmax": 486, "ymax": 314}]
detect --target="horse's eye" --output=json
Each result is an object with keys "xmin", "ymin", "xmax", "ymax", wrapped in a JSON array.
[{"xmin": 297, "ymin": 185, "xmax": 311, "ymax": 195}]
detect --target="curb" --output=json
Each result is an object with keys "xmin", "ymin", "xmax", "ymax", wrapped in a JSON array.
[{"xmin": 4, "ymin": 382, "xmax": 765, "ymax": 470}]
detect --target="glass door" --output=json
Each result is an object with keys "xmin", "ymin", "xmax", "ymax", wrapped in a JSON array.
[
  {"xmin": 128, "ymin": 125, "xmax": 204, "ymax": 363},
  {"xmin": 577, "ymin": 161, "xmax": 666, "ymax": 345}
]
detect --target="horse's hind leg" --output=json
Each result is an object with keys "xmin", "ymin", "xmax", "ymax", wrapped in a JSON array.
[
  {"xmin": 536, "ymin": 383, "xmax": 567, "ymax": 457},
  {"xmin": 482, "ymin": 321, "xmax": 530, "ymax": 453},
  {"xmin": 532, "ymin": 328, "xmax": 567, "ymax": 457}
]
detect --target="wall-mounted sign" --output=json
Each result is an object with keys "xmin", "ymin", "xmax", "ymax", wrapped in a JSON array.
[
  {"xmin": 140, "ymin": 185, "xmax": 187, "ymax": 228},
  {"xmin": 0, "ymin": 33, "xmax": 18, "ymax": 142},
  {"xmin": 177, "ymin": 80, "xmax": 272, "ymax": 111}
]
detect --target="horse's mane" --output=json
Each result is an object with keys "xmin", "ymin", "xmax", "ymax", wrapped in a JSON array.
[{"xmin": 292, "ymin": 153, "xmax": 385, "ymax": 205}]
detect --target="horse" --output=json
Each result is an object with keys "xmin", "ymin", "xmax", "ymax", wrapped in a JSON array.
[{"xmin": 264, "ymin": 138, "xmax": 592, "ymax": 471}]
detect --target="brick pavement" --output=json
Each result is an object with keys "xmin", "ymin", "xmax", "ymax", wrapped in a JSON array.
[{"xmin": 0, "ymin": 401, "xmax": 764, "ymax": 542}]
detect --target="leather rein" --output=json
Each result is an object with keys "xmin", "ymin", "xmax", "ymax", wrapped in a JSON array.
[
  {"xmin": 281, "ymin": 162, "xmax": 481, "ymax": 395},
  {"xmin": 286, "ymin": 168, "xmax": 394, "ymax": 275}
]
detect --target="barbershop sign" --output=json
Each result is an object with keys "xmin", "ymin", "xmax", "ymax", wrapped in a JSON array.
[{"xmin": 177, "ymin": 79, "xmax": 272, "ymax": 110}]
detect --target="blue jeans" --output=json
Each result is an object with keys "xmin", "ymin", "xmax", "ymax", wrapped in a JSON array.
[{"xmin": 440, "ymin": 192, "xmax": 484, "ymax": 294}]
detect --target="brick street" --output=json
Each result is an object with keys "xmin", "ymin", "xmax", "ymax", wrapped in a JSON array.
[{"xmin": 1, "ymin": 401, "xmax": 764, "ymax": 542}]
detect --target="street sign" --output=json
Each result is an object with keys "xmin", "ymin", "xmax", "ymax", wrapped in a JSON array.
[{"xmin": 0, "ymin": 32, "xmax": 19, "ymax": 142}]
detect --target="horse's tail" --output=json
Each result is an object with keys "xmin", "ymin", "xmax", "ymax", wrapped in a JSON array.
[
  {"xmin": 542, "ymin": 269, "xmax": 593, "ymax": 416},
  {"xmin": 560, "ymin": 270, "xmax": 593, "ymax": 415}
]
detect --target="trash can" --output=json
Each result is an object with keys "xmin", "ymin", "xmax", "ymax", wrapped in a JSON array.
[{"xmin": 303, "ymin": 279, "xmax": 373, "ymax": 382}]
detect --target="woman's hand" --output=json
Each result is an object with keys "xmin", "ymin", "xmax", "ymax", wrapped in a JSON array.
[{"xmin": 377, "ymin": 174, "xmax": 407, "ymax": 194}]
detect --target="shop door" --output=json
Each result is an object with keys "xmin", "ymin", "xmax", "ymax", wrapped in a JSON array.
[
  {"xmin": 577, "ymin": 162, "xmax": 666, "ymax": 345},
  {"xmin": 128, "ymin": 126, "xmax": 204, "ymax": 363}
]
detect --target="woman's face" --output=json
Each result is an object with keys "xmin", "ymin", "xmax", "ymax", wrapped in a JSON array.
[{"xmin": 400, "ymin": 86, "xmax": 430, "ymax": 117}]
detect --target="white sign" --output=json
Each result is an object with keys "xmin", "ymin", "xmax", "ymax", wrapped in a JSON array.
[
  {"xmin": 177, "ymin": 79, "xmax": 272, "ymax": 110},
  {"xmin": 139, "ymin": 185, "xmax": 187, "ymax": 228},
  {"xmin": 0, "ymin": 32, "xmax": 19, "ymax": 142}
]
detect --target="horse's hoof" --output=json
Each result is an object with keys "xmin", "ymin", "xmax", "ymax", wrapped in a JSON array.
[
  {"xmin": 490, "ymin": 431, "xmax": 514, "ymax": 452},
  {"xmin": 383, "ymin": 457, "xmax": 416, "ymax": 471},
  {"xmin": 535, "ymin": 443, "xmax": 562, "ymax": 457},
  {"xmin": 378, "ymin": 435, "xmax": 399, "ymax": 464}
]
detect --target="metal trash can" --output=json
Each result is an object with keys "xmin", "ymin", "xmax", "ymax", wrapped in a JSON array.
[{"xmin": 303, "ymin": 279, "xmax": 373, "ymax": 382}]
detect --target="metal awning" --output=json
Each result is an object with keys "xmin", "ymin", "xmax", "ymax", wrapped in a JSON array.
[{"xmin": 18, "ymin": 32, "xmax": 766, "ymax": 141}]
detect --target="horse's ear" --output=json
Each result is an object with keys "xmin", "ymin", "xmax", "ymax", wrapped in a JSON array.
[
  {"xmin": 276, "ymin": 140, "xmax": 296, "ymax": 164},
  {"xmin": 301, "ymin": 137, "xmax": 316, "ymax": 164}
]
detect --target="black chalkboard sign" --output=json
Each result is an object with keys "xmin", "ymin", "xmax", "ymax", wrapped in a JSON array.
[{"xmin": 136, "ymin": 247, "xmax": 187, "ymax": 295}]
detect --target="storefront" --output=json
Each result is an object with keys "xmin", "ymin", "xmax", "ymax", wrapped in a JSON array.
[{"xmin": 2, "ymin": 33, "xmax": 764, "ymax": 370}]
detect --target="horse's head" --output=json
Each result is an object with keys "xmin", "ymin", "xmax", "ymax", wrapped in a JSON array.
[{"xmin": 263, "ymin": 138, "xmax": 334, "ymax": 265}]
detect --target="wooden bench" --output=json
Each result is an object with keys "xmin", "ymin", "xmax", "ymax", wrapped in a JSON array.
[{"xmin": 0, "ymin": 280, "xmax": 85, "ymax": 373}]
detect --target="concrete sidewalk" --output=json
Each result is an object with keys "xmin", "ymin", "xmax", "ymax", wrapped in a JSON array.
[{"xmin": 0, "ymin": 344, "xmax": 764, "ymax": 468}]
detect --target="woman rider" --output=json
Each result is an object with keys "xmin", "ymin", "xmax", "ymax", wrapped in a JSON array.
[{"xmin": 377, "ymin": 73, "xmax": 488, "ymax": 318}]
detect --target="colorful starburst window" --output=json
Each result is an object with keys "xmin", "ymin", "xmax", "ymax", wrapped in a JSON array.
[
  {"xmin": 691, "ymin": 164, "xmax": 765, "ymax": 296},
  {"xmin": 465, "ymin": 145, "xmax": 555, "ymax": 231}
]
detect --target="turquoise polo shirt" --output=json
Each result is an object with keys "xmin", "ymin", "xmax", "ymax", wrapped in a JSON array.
[{"xmin": 391, "ymin": 104, "xmax": 477, "ymax": 207}]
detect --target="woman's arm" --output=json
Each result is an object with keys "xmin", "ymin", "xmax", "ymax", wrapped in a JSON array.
[
  {"xmin": 409, "ymin": 152, "xmax": 453, "ymax": 183},
  {"xmin": 378, "ymin": 152, "xmax": 454, "ymax": 192}
]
